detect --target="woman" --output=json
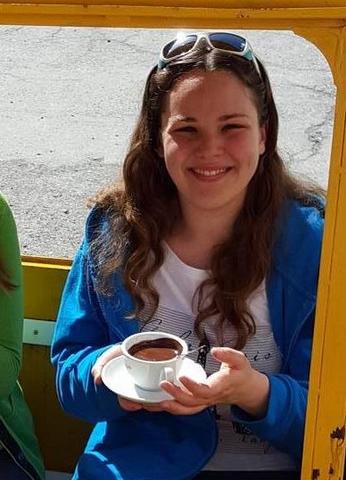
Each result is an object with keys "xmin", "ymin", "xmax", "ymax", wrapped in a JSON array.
[
  {"xmin": 51, "ymin": 32, "xmax": 324, "ymax": 479},
  {"xmin": 0, "ymin": 193, "xmax": 45, "ymax": 479}
]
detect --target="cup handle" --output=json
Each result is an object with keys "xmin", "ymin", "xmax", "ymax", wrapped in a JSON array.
[{"xmin": 161, "ymin": 366, "xmax": 175, "ymax": 383}]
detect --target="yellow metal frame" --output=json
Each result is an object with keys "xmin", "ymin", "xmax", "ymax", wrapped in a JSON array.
[{"xmin": 4, "ymin": 1, "xmax": 345, "ymax": 478}]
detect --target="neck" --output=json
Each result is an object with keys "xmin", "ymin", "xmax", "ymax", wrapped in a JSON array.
[
  {"xmin": 181, "ymin": 210, "xmax": 236, "ymax": 246},
  {"xmin": 166, "ymin": 203, "xmax": 242, "ymax": 269},
  {"xmin": 181, "ymin": 198, "xmax": 243, "ymax": 242}
]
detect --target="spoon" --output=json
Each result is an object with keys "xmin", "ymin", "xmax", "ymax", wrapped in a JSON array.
[{"xmin": 179, "ymin": 345, "xmax": 208, "ymax": 358}]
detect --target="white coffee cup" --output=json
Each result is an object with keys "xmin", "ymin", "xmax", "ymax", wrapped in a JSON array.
[{"xmin": 121, "ymin": 331, "xmax": 188, "ymax": 391}]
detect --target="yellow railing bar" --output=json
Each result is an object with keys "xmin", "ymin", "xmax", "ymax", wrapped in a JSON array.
[
  {"xmin": 0, "ymin": 5, "xmax": 346, "ymax": 30},
  {"xmin": 2, "ymin": 0, "xmax": 346, "ymax": 7}
]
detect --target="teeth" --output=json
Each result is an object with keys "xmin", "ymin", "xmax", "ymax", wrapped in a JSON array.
[{"xmin": 193, "ymin": 168, "xmax": 227, "ymax": 177}]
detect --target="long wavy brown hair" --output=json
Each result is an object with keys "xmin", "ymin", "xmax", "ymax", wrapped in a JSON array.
[{"xmin": 90, "ymin": 44, "xmax": 324, "ymax": 349}]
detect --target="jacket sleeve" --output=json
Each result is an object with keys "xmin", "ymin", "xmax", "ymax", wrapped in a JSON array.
[
  {"xmin": 51, "ymin": 225, "xmax": 129, "ymax": 424},
  {"xmin": 0, "ymin": 197, "xmax": 23, "ymax": 399},
  {"xmin": 231, "ymin": 295, "xmax": 315, "ymax": 463}
]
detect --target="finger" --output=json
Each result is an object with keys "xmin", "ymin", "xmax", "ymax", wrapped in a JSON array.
[
  {"xmin": 142, "ymin": 403, "xmax": 165, "ymax": 412},
  {"xmin": 92, "ymin": 370, "xmax": 103, "ymax": 385},
  {"xmin": 211, "ymin": 347, "xmax": 248, "ymax": 369},
  {"xmin": 92, "ymin": 345, "xmax": 122, "ymax": 384},
  {"xmin": 159, "ymin": 400, "xmax": 208, "ymax": 416},
  {"xmin": 91, "ymin": 365, "xmax": 104, "ymax": 385},
  {"xmin": 178, "ymin": 376, "xmax": 213, "ymax": 400},
  {"xmin": 180, "ymin": 373, "xmax": 233, "ymax": 403},
  {"xmin": 118, "ymin": 396, "xmax": 143, "ymax": 411},
  {"xmin": 160, "ymin": 381, "xmax": 210, "ymax": 407}
]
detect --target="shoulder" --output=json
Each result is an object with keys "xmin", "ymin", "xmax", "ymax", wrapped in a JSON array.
[
  {"xmin": 83, "ymin": 188, "xmax": 129, "ymax": 247},
  {"xmin": 277, "ymin": 197, "xmax": 324, "ymax": 244},
  {"xmin": 0, "ymin": 192, "xmax": 12, "ymax": 220},
  {"xmin": 0, "ymin": 193, "xmax": 16, "ymax": 233},
  {"xmin": 84, "ymin": 205, "xmax": 109, "ymax": 243},
  {"xmin": 83, "ymin": 204, "xmax": 123, "ymax": 240},
  {"xmin": 0, "ymin": 193, "xmax": 21, "ymax": 281},
  {"xmin": 83, "ymin": 205, "xmax": 129, "ymax": 262},
  {"xmin": 272, "ymin": 198, "xmax": 324, "ymax": 295}
]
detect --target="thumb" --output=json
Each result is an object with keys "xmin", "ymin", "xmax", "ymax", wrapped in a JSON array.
[
  {"xmin": 92, "ymin": 344, "xmax": 122, "ymax": 385},
  {"xmin": 211, "ymin": 347, "xmax": 247, "ymax": 369}
]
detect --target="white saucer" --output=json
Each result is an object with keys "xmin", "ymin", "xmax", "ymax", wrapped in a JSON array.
[{"xmin": 101, "ymin": 356, "xmax": 207, "ymax": 404}]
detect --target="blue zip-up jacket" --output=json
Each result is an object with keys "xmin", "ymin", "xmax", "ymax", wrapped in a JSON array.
[{"xmin": 51, "ymin": 199, "xmax": 324, "ymax": 480}]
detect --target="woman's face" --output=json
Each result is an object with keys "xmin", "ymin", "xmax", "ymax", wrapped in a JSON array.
[{"xmin": 159, "ymin": 69, "xmax": 266, "ymax": 218}]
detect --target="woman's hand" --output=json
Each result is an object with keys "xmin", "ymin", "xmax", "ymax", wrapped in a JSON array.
[
  {"xmin": 144, "ymin": 347, "xmax": 269, "ymax": 417},
  {"xmin": 91, "ymin": 344, "xmax": 145, "ymax": 412},
  {"xmin": 92, "ymin": 345, "xmax": 269, "ymax": 416}
]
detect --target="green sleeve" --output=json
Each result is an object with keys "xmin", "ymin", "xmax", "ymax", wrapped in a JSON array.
[{"xmin": 0, "ymin": 194, "xmax": 23, "ymax": 399}]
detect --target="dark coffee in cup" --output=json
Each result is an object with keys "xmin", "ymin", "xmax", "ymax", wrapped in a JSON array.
[{"xmin": 128, "ymin": 338, "xmax": 183, "ymax": 361}]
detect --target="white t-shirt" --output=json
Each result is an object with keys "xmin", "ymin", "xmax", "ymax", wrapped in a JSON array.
[{"xmin": 138, "ymin": 243, "xmax": 296, "ymax": 471}]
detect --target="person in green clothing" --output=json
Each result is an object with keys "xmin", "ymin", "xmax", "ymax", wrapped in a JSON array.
[{"xmin": 0, "ymin": 193, "xmax": 45, "ymax": 479}]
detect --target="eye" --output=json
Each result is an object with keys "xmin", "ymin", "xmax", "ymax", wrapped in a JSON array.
[
  {"xmin": 175, "ymin": 126, "xmax": 197, "ymax": 133},
  {"xmin": 222, "ymin": 123, "xmax": 244, "ymax": 131}
]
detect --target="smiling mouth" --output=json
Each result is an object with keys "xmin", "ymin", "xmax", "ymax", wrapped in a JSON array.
[{"xmin": 190, "ymin": 167, "xmax": 232, "ymax": 178}]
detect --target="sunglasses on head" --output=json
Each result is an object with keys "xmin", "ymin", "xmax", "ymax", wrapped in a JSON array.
[{"xmin": 158, "ymin": 31, "xmax": 262, "ymax": 80}]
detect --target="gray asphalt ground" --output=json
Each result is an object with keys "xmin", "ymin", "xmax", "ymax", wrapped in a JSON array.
[{"xmin": 0, "ymin": 27, "xmax": 335, "ymax": 258}]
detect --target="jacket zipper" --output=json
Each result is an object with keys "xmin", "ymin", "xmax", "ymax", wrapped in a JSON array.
[{"xmin": 0, "ymin": 438, "xmax": 37, "ymax": 480}]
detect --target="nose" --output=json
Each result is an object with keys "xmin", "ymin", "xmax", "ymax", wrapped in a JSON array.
[{"xmin": 197, "ymin": 132, "xmax": 223, "ymax": 158}]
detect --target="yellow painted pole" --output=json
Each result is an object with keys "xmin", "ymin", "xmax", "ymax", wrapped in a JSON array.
[{"xmin": 295, "ymin": 26, "xmax": 346, "ymax": 480}]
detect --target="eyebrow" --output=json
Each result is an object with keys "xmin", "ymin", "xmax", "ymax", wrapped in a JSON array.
[{"xmin": 173, "ymin": 113, "xmax": 249, "ymax": 122}]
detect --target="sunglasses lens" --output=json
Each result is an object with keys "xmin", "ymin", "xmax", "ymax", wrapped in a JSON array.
[
  {"xmin": 209, "ymin": 32, "xmax": 246, "ymax": 53},
  {"xmin": 162, "ymin": 34, "xmax": 198, "ymax": 59}
]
